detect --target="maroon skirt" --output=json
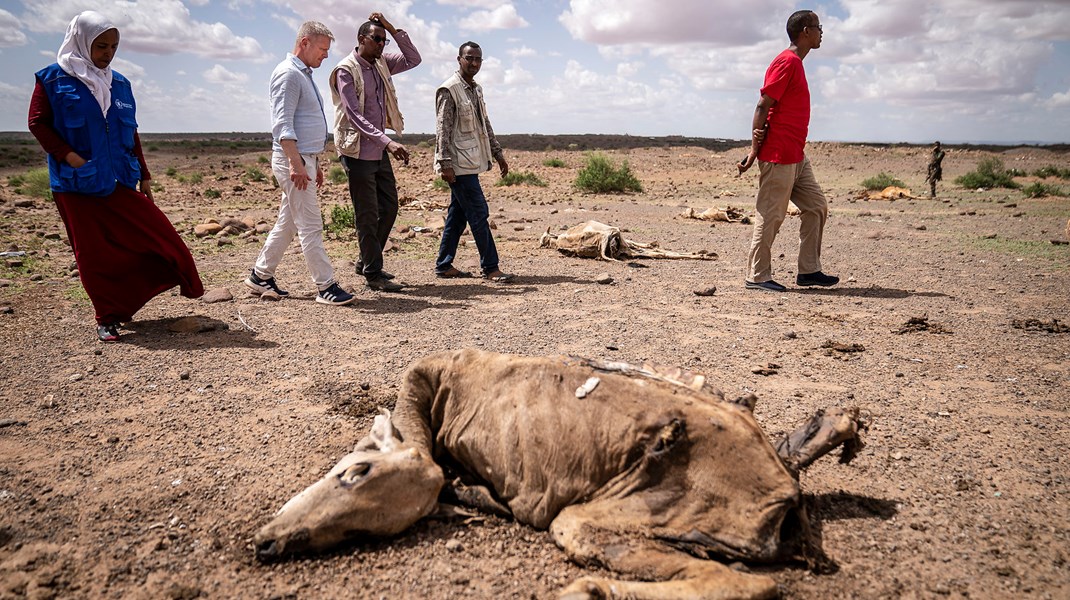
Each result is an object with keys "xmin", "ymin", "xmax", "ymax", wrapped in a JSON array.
[{"xmin": 53, "ymin": 185, "xmax": 204, "ymax": 324}]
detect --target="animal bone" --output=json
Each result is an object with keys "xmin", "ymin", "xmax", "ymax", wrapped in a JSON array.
[{"xmin": 254, "ymin": 350, "xmax": 866, "ymax": 599}]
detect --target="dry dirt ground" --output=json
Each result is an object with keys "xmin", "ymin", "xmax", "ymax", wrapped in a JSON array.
[{"xmin": 1, "ymin": 135, "xmax": 1068, "ymax": 600}]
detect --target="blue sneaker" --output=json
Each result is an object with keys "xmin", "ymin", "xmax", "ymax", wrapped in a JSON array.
[
  {"xmin": 244, "ymin": 270, "xmax": 289, "ymax": 296},
  {"xmin": 316, "ymin": 283, "xmax": 356, "ymax": 306}
]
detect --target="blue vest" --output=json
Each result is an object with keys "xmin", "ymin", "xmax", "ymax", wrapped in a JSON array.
[{"xmin": 35, "ymin": 63, "xmax": 141, "ymax": 196}]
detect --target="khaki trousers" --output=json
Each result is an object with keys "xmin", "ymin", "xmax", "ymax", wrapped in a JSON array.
[{"xmin": 746, "ymin": 157, "xmax": 827, "ymax": 283}]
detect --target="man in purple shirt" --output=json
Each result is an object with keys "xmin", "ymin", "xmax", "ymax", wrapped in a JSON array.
[{"xmin": 329, "ymin": 13, "xmax": 420, "ymax": 292}]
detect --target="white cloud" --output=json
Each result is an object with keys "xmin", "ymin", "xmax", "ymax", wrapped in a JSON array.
[
  {"xmin": 458, "ymin": 4, "xmax": 529, "ymax": 32},
  {"xmin": 616, "ymin": 61, "xmax": 642, "ymax": 78},
  {"xmin": 20, "ymin": 0, "xmax": 265, "ymax": 60},
  {"xmin": 1046, "ymin": 88, "xmax": 1070, "ymax": 109},
  {"xmin": 508, "ymin": 45, "xmax": 536, "ymax": 58},
  {"xmin": 0, "ymin": 9, "xmax": 27, "ymax": 47},
  {"xmin": 560, "ymin": 0, "xmax": 787, "ymax": 46},
  {"xmin": 203, "ymin": 64, "xmax": 249, "ymax": 85},
  {"xmin": 436, "ymin": 0, "xmax": 507, "ymax": 7},
  {"xmin": 504, "ymin": 62, "xmax": 533, "ymax": 85},
  {"xmin": 110, "ymin": 57, "xmax": 145, "ymax": 80}
]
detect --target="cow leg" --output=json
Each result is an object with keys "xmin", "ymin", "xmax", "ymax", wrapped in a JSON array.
[
  {"xmin": 550, "ymin": 506, "xmax": 778, "ymax": 600},
  {"xmin": 775, "ymin": 407, "xmax": 865, "ymax": 474}
]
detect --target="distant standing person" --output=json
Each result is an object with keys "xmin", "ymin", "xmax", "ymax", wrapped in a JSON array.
[
  {"xmin": 28, "ymin": 11, "xmax": 204, "ymax": 342},
  {"xmin": 328, "ymin": 12, "xmax": 420, "ymax": 293},
  {"xmin": 433, "ymin": 42, "xmax": 515, "ymax": 282},
  {"xmin": 246, "ymin": 21, "xmax": 355, "ymax": 306},
  {"xmin": 926, "ymin": 141, "xmax": 945, "ymax": 198},
  {"xmin": 738, "ymin": 10, "xmax": 838, "ymax": 292}
]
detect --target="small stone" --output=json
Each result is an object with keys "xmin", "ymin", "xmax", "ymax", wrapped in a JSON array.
[
  {"xmin": 107, "ymin": 436, "xmax": 120, "ymax": 444},
  {"xmin": 13, "ymin": 199, "xmax": 35, "ymax": 208},
  {"xmin": 0, "ymin": 306, "xmax": 12, "ymax": 314},
  {"xmin": 193, "ymin": 223, "xmax": 224, "ymax": 237},
  {"xmin": 0, "ymin": 280, "xmax": 13, "ymax": 287},
  {"xmin": 594, "ymin": 273, "xmax": 613, "ymax": 285},
  {"xmin": 6, "ymin": 259, "xmax": 22, "ymax": 268},
  {"xmin": 445, "ymin": 539, "xmax": 464, "ymax": 552},
  {"xmin": 179, "ymin": 371, "xmax": 190, "ymax": 381},
  {"xmin": 914, "ymin": 224, "xmax": 927, "ymax": 230},
  {"xmin": 216, "ymin": 238, "xmax": 232, "ymax": 247},
  {"xmin": 259, "ymin": 290, "xmax": 281, "ymax": 302},
  {"xmin": 201, "ymin": 288, "xmax": 233, "ymax": 304},
  {"xmin": 39, "ymin": 394, "xmax": 55, "ymax": 409},
  {"xmin": 255, "ymin": 222, "xmax": 272, "ymax": 234},
  {"xmin": 29, "ymin": 274, "xmax": 44, "ymax": 281},
  {"xmin": 359, "ymin": 382, "xmax": 371, "ymax": 391},
  {"xmin": 783, "ymin": 331, "xmax": 797, "ymax": 339},
  {"xmin": 69, "ymin": 373, "xmax": 84, "ymax": 382}
]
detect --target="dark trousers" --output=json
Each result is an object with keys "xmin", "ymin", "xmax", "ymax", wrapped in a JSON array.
[
  {"xmin": 436, "ymin": 173, "xmax": 499, "ymax": 275},
  {"xmin": 341, "ymin": 152, "xmax": 398, "ymax": 279}
]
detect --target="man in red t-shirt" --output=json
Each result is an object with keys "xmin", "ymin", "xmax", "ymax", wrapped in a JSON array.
[{"xmin": 738, "ymin": 10, "xmax": 838, "ymax": 292}]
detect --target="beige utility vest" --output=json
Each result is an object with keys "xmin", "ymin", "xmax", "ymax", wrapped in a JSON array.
[
  {"xmin": 329, "ymin": 52, "xmax": 404, "ymax": 158},
  {"xmin": 436, "ymin": 72, "xmax": 493, "ymax": 176}
]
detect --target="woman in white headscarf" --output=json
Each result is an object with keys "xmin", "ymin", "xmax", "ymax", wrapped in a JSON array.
[{"xmin": 28, "ymin": 10, "xmax": 203, "ymax": 343}]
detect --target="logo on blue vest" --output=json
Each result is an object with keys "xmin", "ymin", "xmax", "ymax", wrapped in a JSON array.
[{"xmin": 114, "ymin": 99, "xmax": 134, "ymax": 110}]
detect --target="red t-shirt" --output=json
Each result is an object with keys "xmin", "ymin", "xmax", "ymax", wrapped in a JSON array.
[{"xmin": 757, "ymin": 49, "xmax": 809, "ymax": 165}]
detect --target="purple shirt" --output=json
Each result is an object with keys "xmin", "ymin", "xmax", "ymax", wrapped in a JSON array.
[{"xmin": 336, "ymin": 30, "xmax": 420, "ymax": 161}]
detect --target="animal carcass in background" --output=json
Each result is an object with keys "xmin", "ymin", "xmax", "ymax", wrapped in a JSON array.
[
  {"xmin": 680, "ymin": 205, "xmax": 749, "ymax": 223},
  {"xmin": 539, "ymin": 221, "xmax": 716, "ymax": 260},
  {"xmin": 254, "ymin": 350, "xmax": 866, "ymax": 600}
]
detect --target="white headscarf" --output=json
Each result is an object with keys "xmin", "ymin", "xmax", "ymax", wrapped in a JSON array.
[{"xmin": 57, "ymin": 11, "xmax": 118, "ymax": 116}]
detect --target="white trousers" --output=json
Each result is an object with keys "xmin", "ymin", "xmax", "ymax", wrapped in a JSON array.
[{"xmin": 254, "ymin": 152, "xmax": 335, "ymax": 290}]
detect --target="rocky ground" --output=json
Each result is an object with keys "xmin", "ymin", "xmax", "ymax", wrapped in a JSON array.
[{"xmin": 0, "ymin": 135, "xmax": 1068, "ymax": 599}]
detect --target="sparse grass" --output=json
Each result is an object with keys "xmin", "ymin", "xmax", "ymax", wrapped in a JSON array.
[
  {"xmin": 189, "ymin": 173, "xmax": 203, "ymax": 185},
  {"xmin": 432, "ymin": 178, "xmax": 449, "ymax": 191},
  {"xmin": 574, "ymin": 153, "xmax": 642, "ymax": 193},
  {"xmin": 328, "ymin": 166, "xmax": 347, "ymax": 185},
  {"xmin": 258, "ymin": 155, "xmax": 270, "ymax": 164},
  {"xmin": 203, "ymin": 188, "xmax": 221, "ymax": 199},
  {"xmin": 417, "ymin": 140, "xmax": 432, "ymax": 149},
  {"xmin": 165, "ymin": 166, "xmax": 177, "ymax": 177},
  {"xmin": 967, "ymin": 235, "xmax": 1070, "ymax": 266},
  {"xmin": 543, "ymin": 157, "xmax": 567, "ymax": 168},
  {"xmin": 245, "ymin": 167, "xmax": 267, "ymax": 183},
  {"xmin": 64, "ymin": 283, "xmax": 90, "ymax": 303},
  {"xmin": 496, "ymin": 171, "xmax": 547, "ymax": 187},
  {"xmin": 147, "ymin": 144, "xmax": 159, "ymax": 152},
  {"xmin": 10, "ymin": 168, "xmax": 52, "ymax": 200},
  {"xmin": 325, "ymin": 203, "xmax": 355, "ymax": 235},
  {"xmin": 861, "ymin": 172, "xmax": 905, "ymax": 190},
  {"xmin": 955, "ymin": 157, "xmax": 1020, "ymax": 189},
  {"xmin": 1021, "ymin": 182, "xmax": 1067, "ymax": 198}
]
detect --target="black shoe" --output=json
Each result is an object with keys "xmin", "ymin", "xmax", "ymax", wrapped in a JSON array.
[
  {"xmin": 244, "ymin": 269, "xmax": 289, "ymax": 296},
  {"xmin": 356, "ymin": 262, "xmax": 394, "ymax": 280},
  {"xmin": 315, "ymin": 283, "xmax": 356, "ymax": 306},
  {"xmin": 796, "ymin": 271, "xmax": 840, "ymax": 287},
  {"xmin": 97, "ymin": 323, "xmax": 120, "ymax": 342},
  {"xmin": 366, "ymin": 277, "xmax": 405, "ymax": 292},
  {"xmin": 745, "ymin": 279, "xmax": 787, "ymax": 292}
]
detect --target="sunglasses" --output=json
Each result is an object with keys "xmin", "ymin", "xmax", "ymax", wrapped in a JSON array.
[{"xmin": 365, "ymin": 34, "xmax": 390, "ymax": 45}]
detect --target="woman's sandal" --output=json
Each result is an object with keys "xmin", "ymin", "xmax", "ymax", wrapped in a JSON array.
[{"xmin": 96, "ymin": 323, "xmax": 120, "ymax": 343}]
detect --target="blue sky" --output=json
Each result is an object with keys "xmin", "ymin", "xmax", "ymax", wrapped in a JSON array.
[{"xmin": 1, "ymin": 0, "xmax": 1069, "ymax": 143}]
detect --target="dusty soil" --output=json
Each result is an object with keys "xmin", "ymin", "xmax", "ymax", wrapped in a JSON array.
[{"xmin": 1, "ymin": 135, "xmax": 1068, "ymax": 599}]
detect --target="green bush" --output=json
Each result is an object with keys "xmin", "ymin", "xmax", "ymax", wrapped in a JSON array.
[
  {"xmin": 861, "ymin": 172, "xmax": 905, "ymax": 190},
  {"xmin": 326, "ymin": 203, "xmax": 354, "ymax": 234},
  {"xmin": 496, "ymin": 170, "xmax": 548, "ymax": 187},
  {"xmin": 328, "ymin": 165, "xmax": 347, "ymax": 185},
  {"xmin": 189, "ymin": 173, "xmax": 204, "ymax": 185},
  {"xmin": 542, "ymin": 157, "xmax": 566, "ymax": 168},
  {"xmin": 1031, "ymin": 165, "xmax": 1070, "ymax": 179},
  {"xmin": 12, "ymin": 168, "xmax": 52, "ymax": 200},
  {"xmin": 258, "ymin": 155, "xmax": 269, "ymax": 164},
  {"xmin": 955, "ymin": 157, "xmax": 1020, "ymax": 189},
  {"xmin": 147, "ymin": 144, "xmax": 159, "ymax": 152},
  {"xmin": 165, "ymin": 166, "xmax": 177, "ymax": 177},
  {"xmin": 574, "ymin": 153, "xmax": 642, "ymax": 193},
  {"xmin": 203, "ymin": 188, "xmax": 221, "ymax": 199},
  {"xmin": 7, "ymin": 174, "xmax": 26, "ymax": 187},
  {"xmin": 433, "ymin": 178, "xmax": 449, "ymax": 191},
  {"xmin": 1021, "ymin": 182, "xmax": 1066, "ymax": 198},
  {"xmin": 245, "ymin": 166, "xmax": 267, "ymax": 183}
]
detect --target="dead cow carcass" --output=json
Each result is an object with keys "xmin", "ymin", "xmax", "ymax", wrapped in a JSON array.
[
  {"xmin": 254, "ymin": 350, "xmax": 864, "ymax": 599},
  {"xmin": 540, "ymin": 220, "xmax": 715, "ymax": 260}
]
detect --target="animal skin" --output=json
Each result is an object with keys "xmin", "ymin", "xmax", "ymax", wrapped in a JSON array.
[
  {"xmin": 540, "ymin": 221, "xmax": 716, "ymax": 260},
  {"xmin": 254, "ymin": 350, "xmax": 864, "ymax": 600}
]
